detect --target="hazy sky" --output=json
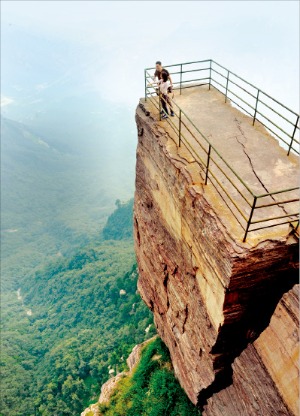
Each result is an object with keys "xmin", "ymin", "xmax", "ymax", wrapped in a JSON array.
[{"xmin": 1, "ymin": 0, "xmax": 299, "ymax": 111}]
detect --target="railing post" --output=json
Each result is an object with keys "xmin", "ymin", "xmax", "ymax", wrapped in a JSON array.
[
  {"xmin": 205, "ymin": 144, "xmax": 211, "ymax": 185},
  {"xmin": 209, "ymin": 60, "xmax": 212, "ymax": 90},
  {"xmin": 287, "ymin": 115, "xmax": 299, "ymax": 155},
  {"xmin": 243, "ymin": 196, "xmax": 257, "ymax": 242},
  {"xmin": 225, "ymin": 70, "xmax": 230, "ymax": 103},
  {"xmin": 159, "ymin": 92, "xmax": 162, "ymax": 121},
  {"xmin": 144, "ymin": 69, "xmax": 147, "ymax": 102},
  {"xmin": 179, "ymin": 109, "xmax": 182, "ymax": 147},
  {"xmin": 180, "ymin": 64, "xmax": 183, "ymax": 95},
  {"xmin": 253, "ymin": 90, "xmax": 260, "ymax": 126}
]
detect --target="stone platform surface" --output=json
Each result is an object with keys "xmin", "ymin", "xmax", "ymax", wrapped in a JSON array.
[{"xmin": 145, "ymin": 85, "xmax": 299, "ymax": 244}]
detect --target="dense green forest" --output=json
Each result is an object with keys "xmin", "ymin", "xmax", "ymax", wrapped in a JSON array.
[
  {"xmin": 1, "ymin": 200, "xmax": 156, "ymax": 415},
  {"xmin": 1, "ymin": 118, "xmax": 199, "ymax": 415},
  {"xmin": 98, "ymin": 337, "xmax": 201, "ymax": 416}
]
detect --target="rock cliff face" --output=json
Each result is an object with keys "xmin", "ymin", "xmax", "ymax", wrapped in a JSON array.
[
  {"xmin": 203, "ymin": 284, "xmax": 299, "ymax": 415},
  {"xmin": 134, "ymin": 98, "xmax": 299, "ymax": 413}
]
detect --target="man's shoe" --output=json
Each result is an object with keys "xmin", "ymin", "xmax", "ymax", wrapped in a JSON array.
[
  {"xmin": 170, "ymin": 111, "xmax": 175, "ymax": 117},
  {"xmin": 162, "ymin": 114, "xmax": 168, "ymax": 119}
]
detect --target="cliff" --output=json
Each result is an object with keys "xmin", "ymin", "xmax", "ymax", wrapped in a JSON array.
[
  {"xmin": 203, "ymin": 284, "xmax": 299, "ymax": 415},
  {"xmin": 134, "ymin": 87, "xmax": 299, "ymax": 413}
]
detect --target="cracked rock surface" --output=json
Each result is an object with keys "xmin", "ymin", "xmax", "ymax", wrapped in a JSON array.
[
  {"xmin": 171, "ymin": 86, "xmax": 299, "ymax": 241},
  {"xmin": 134, "ymin": 88, "xmax": 299, "ymax": 410}
]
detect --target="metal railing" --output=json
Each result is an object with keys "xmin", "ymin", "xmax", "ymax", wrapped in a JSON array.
[{"xmin": 144, "ymin": 60, "xmax": 299, "ymax": 242}]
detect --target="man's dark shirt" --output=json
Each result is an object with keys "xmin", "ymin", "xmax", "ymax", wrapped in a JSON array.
[{"xmin": 154, "ymin": 68, "xmax": 170, "ymax": 80}]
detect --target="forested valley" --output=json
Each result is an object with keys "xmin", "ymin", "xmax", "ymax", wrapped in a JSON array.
[{"xmin": 1, "ymin": 200, "xmax": 157, "ymax": 415}]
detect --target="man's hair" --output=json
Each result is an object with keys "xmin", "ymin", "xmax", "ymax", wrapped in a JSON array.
[{"xmin": 156, "ymin": 61, "xmax": 162, "ymax": 66}]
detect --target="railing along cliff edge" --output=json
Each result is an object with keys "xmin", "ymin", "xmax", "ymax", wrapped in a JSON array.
[{"xmin": 144, "ymin": 59, "xmax": 299, "ymax": 242}]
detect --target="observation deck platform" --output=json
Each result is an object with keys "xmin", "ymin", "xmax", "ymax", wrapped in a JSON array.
[{"xmin": 141, "ymin": 85, "xmax": 299, "ymax": 245}]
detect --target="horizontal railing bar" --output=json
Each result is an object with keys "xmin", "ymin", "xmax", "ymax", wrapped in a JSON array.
[
  {"xmin": 254, "ymin": 121, "xmax": 300, "ymax": 152},
  {"xmin": 211, "ymin": 71, "xmax": 257, "ymax": 101},
  {"xmin": 256, "ymin": 187, "xmax": 299, "ymax": 198},
  {"xmin": 248, "ymin": 219, "xmax": 298, "ymax": 233},
  {"xmin": 179, "ymin": 118, "xmax": 210, "ymax": 154},
  {"xmin": 226, "ymin": 78, "xmax": 257, "ymax": 100},
  {"xmin": 168, "ymin": 67, "xmax": 211, "ymax": 76},
  {"xmin": 205, "ymin": 168, "xmax": 249, "ymax": 221},
  {"xmin": 180, "ymin": 136, "xmax": 207, "ymax": 169},
  {"xmin": 181, "ymin": 67, "xmax": 210, "ymax": 74},
  {"xmin": 251, "ymin": 212, "xmax": 299, "ymax": 224},
  {"xmin": 179, "ymin": 83, "xmax": 209, "ymax": 90},
  {"xmin": 171, "ymin": 80, "xmax": 208, "ymax": 87},
  {"xmin": 207, "ymin": 176, "xmax": 247, "ymax": 230},
  {"xmin": 255, "ymin": 198, "xmax": 299, "ymax": 208},
  {"xmin": 226, "ymin": 87, "xmax": 256, "ymax": 111},
  {"xmin": 211, "ymin": 60, "xmax": 258, "ymax": 88},
  {"xmin": 147, "ymin": 78, "xmax": 210, "ymax": 87},
  {"xmin": 211, "ymin": 60, "xmax": 299, "ymax": 117},
  {"xmin": 292, "ymin": 136, "xmax": 300, "ymax": 144},
  {"xmin": 259, "ymin": 90, "xmax": 300, "ymax": 118},
  {"xmin": 208, "ymin": 156, "xmax": 253, "ymax": 206},
  {"xmin": 210, "ymin": 67, "xmax": 228, "ymax": 80},
  {"xmin": 258, "ymin": 98, "xmax": 297, "ymax": 127},
  {"xmin": 145, "ymin": 59, "xmax": 212, "ymax": 71},
  {"xmin": 177, "ymin": 77, "xmax": 211, "ymax": 84},
  {"xmin": 210, "ymin": 79, "xmax": 226, "ymax": 91},
  {"xmin": 224, "ymin": 95, "xmax": 255, "ymax": 118},
  {"xmin": 147, "ymin": 69, "xmax": 210, "ymax": 78},
  {"xmin": 145, "ymin": 84, "xmax": 156, "ymax": 90},
  {"xmin": 255, "ymin": 121, "xmax": 297, "ymax": 149},
  {"xmin": 211, "ymin": 82, "xmax": 257, "ymax": 120},
  {"xmin": 255, "ymin": 109, "xmax": 294, "ymax": 138},
  {"xmin": 292, "ymin": 138, "xmax": 300, "ymax": 146}
]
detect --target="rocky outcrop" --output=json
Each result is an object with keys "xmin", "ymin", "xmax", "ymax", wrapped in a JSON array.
[
  {"xmin": 126, "ymin": 337, "xmax": 154, "ymax": 370},
  {"xmin": 81, "ymin": 337, "xmax": 156, "ymax": 416},
  {"xmin": 81, "ymin": 373, "xmax": 126, "ymax": 416},
  {"xmin": 98, "ymin": 372, "xmax": 125, "ymax": 405},
  {"xmin": 134, "ymin": 97, "xmax": 299, "ymax": 411},
  {"xmin": 203, "ymin": 284, "xmax": 299, "ymax": 416}
]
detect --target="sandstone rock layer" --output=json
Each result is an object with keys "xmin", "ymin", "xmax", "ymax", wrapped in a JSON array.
[
  {"xmin": 134, "ymin": 95, "xmax": 299, "ymax": 412},
  {"xmin": 203, "ymin": 284, "xmax": 299, "ymax": 416}
]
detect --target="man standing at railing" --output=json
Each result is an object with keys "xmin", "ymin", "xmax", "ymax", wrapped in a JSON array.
[
  {"xmin": 153, "ymin": 61, "xmax": 173, "ymax": 90},
  {"xmin": 153, "ymin": 61, "xmax": 173, "ymax": 86}
]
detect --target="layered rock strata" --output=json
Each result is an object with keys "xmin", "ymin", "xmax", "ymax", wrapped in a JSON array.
[
  {"xmin": 134, "ymin": 98, "xmax": 299, "ymax": 408},
  {"xmin": 203, "ymin": 284, "xmax": 299, "ymax": 416}
]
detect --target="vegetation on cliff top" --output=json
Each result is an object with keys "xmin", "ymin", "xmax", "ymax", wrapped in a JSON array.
[{"xmin": 99, "ymin": 337, "xmax": 201, "ymax": 416}]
